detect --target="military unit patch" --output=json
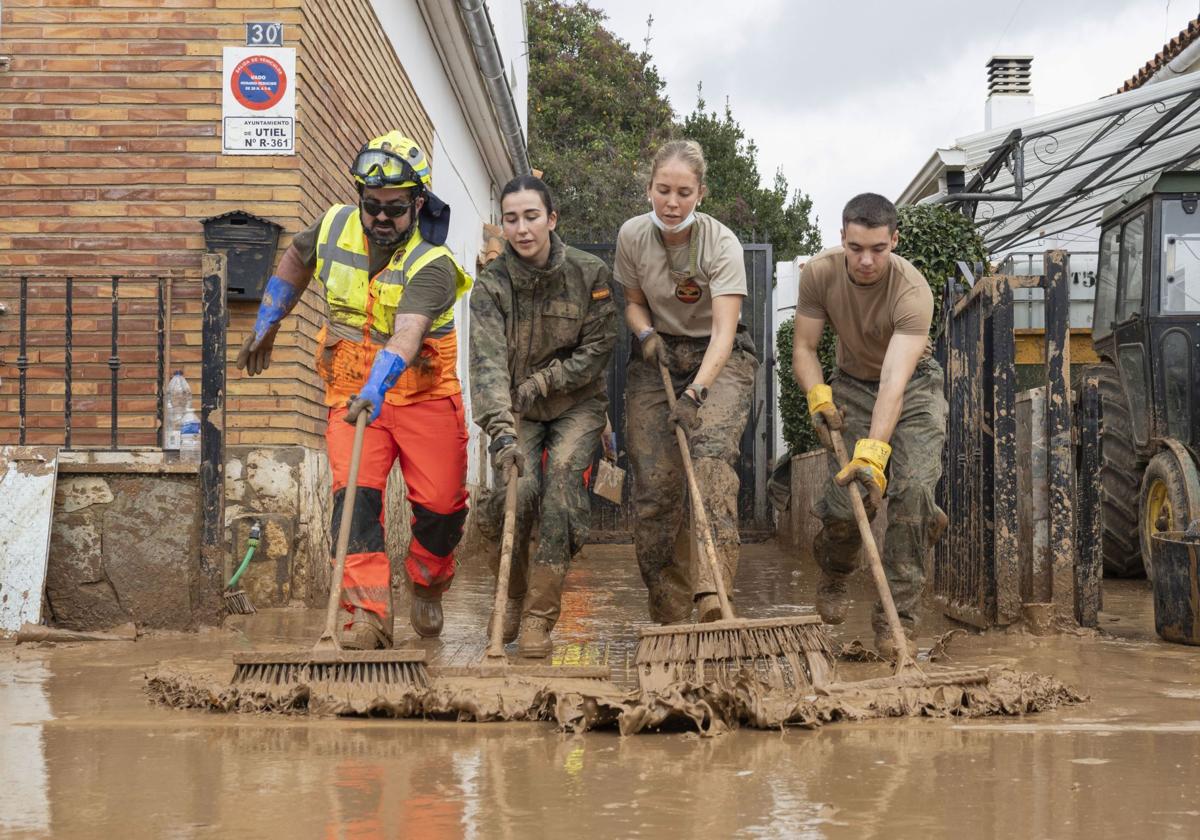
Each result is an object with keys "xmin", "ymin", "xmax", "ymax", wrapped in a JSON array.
[{"xmin": 674, "ymin": 278, "xmax": 702, "ymax": 304}]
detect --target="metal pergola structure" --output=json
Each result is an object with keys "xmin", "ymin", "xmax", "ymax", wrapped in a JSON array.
[{"xmin": 923, "ymin": 72, "xmax": 1200, "ymax": 251}]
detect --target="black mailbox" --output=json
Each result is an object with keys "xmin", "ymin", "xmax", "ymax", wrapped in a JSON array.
[{"xmin": 201, "ymin": 210, "xmax": 283, "ymax": 301}]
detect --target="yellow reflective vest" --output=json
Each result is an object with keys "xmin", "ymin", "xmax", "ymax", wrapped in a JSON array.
[{"xmin": 312, "ymin": 204, "xmax": 472, "ymax": 407}]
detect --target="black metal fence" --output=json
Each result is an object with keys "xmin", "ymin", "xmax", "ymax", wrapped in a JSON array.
[
  {"xmin": 0, "ymin": 273, "xmax": 186, "ymax": 450},
  {"xmin": 936, "ymin": 263, "xmax": 1018, "ymax": 627},
  {"xmin": 571, "ymin": 242, "xmax": 776, "ymax": 538},
  {"xmin": 1075, "ymin": 369, "xmax": 1104, "ymax": 627},
  {"xmin": 935, "ymin": 251, "xmax": 1097, "ymax": 628},
  {"xmin": 0, "ymin": 266, "xmax": 226, "ymax": 623}
]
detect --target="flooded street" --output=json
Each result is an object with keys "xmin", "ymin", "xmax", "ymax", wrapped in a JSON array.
[{"xmin": 3, "ymin": 542, "xmax": 1200, "ymax": 839}]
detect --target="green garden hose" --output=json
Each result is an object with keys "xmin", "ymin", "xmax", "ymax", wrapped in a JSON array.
[{"xmin": 227, "ymin": 521, "xmax": 261, "ymax": 589}]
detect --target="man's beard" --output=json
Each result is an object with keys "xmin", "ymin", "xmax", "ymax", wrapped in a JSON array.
[{"xmin": 365, "ymin": 219, "xmax": 408, "ymax": 249}]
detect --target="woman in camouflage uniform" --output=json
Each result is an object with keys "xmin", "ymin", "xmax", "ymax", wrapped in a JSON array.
[
  {"xmin": 469, "ymin": 176, "xmax": 617, "ymax": 657},
  {"xmin": 615, "ymin": 140, "xmax": 758, "ymax": 625}
]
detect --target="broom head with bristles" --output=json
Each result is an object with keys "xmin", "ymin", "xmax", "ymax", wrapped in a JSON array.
[
  {"xmin": 223, "ymin": 589, "xmax": 255, "ymax": 616},
  {"xmin": 636, "ymin": 615, "xmax": 836, "ymax": 693},
  {"xmin": 231, "ymin": 649, "xmax": 431, "ymax": 698},
  {"xmin": 432, "ymin": 663, "xmax": 613, "ymax": 680}
]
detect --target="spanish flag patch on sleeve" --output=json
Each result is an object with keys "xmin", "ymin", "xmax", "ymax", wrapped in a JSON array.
[{"xmin": 592, "ymin": 287, "xmax": 611, "ymax": 300}]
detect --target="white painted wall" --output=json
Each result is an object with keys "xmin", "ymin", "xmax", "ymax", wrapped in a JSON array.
[
  {"xmin": 985, "ymin": 93, "xmax": 1035, "ymax": 131},
  {"xmin": 373, "ymin": 0, "xmax": 528, "ymax": 484},
  {"xmin": 772, "ymin": 256, "xmax": 809, "ymax": 459}
]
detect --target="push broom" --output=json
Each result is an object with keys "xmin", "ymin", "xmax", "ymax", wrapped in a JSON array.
[
  {"xmin": 635, "ymin": 365, "xmax": 837, "ymax": 694},
  {"xmin": 433, "ymin": 417, "xmax": 611, "ymax": 682},
  {"xmin": 819, "ymin": 427, "xmax": 989, "ymax": 694},
  {"xmin": 229, "ymin": 411, "xmax": 430, "ymax": 700}
]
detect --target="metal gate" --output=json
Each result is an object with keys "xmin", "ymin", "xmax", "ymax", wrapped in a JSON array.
[
  {"xmin": 573, "ymin": 242, "xmax": 775, "ymax": 539},
  {"xmin": 935, "ymin": 251, "xmax": 1097, "ymax": 628}
]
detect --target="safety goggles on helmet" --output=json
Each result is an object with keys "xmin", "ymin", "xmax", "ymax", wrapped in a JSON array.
[
  {"xmin": 350, "ymin": 148, "xmax": 423, "ymax": 190},
  {"xmin": 360, "ymin": 196, "xmax": 414, "ymax": 219}
]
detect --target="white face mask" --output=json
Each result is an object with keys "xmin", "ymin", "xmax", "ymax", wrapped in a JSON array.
[{"xmin": 647, "ymin": 210, "xmax": 697, "ymax": 234}]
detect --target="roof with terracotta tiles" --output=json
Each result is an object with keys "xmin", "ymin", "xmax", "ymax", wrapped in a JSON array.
[{"xmin": 1118, "ymin": 16, "xmax": 1200, "ymax": 93}]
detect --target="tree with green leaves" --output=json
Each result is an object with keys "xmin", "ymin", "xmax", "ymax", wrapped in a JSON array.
[
  {"xmin": 679, "ymin": 90, "xmax": 821, "ymax": 263},
  {"xmin": 526, "ymin": 0, "xmax": 674, "ymax": 240}
]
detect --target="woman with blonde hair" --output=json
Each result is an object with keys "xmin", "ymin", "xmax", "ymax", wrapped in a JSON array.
[{"xmin": 614, "ymin": 139, "xmax": 757, "ymax": 624}]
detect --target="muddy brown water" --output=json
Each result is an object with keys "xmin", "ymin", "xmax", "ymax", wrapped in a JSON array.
[{"xmin": 3, "ymin": 543, "xmax": 1200, "ymax": 838}]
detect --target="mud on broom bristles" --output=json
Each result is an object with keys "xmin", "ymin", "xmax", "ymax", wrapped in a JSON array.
[
  {"xmin": 223, "ymin": 590, "xmax": 255, "ymax": 616},
  {"xmin": 635, "ymin": 619, "xmax": 837, "ymax": 693},
  {"xmin": 219, "ymin": 654, "xmax": 432, "ymax": 715}
]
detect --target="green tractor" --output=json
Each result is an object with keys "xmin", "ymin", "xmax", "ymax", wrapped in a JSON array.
[{"xmin": 1084, "ymin": 171, "xmax": 1200, "ymax": 580}]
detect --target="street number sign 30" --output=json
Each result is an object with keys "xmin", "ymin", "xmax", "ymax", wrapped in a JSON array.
[{"xmin": 246, "ymin": 22, "xmax": 283, "ymax": 47}]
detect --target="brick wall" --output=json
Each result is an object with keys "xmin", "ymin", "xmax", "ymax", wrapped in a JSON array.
[{"xmin": 0, "ymin": 0, "xmax": 433, "ymax": 449}]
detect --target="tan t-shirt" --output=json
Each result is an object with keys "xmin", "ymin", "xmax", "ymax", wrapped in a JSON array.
[
  {"xmin": 613, "ymin": 212, "xmax": 746, "ymax": 337},
  {"xmin": 797, "ymin": 247, "xmax": 933, "ymax": 381}
]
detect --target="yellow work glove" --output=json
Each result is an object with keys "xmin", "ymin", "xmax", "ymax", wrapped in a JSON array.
[
  {"xmin": 806, "ymin": 384, "xmax": 842, "ymax": 449},
  {"xmin": 834, "ymin": 438, "xmax": 891, "ymax": 512}
]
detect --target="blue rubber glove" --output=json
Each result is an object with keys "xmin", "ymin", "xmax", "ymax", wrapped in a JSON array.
[
  {"xmin": 346, "ymin": 349, "xmax": 407, "ymax": 424},
  {"xmin": 253, "ymin": 275, "xmax": 299, "ymax": 341},
  {"xmin": 238, "ymin": 275, "xmax": 299, "ymax": 376}
]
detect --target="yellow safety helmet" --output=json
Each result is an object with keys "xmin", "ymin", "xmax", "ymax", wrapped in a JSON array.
[{"xmin": 350, "ymin": 131, "xmax": 432, "ymax": 191}]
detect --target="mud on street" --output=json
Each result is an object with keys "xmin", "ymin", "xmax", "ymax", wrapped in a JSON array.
[{"xmin": 1, "ymin": 542, "xmax": 1198, "ymax": 839}]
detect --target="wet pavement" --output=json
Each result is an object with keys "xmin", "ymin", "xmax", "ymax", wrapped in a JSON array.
[{"xmin": 3, "ymin": 541, "xmax": 1200, "ymax": 839}]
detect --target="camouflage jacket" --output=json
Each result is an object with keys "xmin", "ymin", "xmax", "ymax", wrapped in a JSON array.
[{"xmin": 469, "ymin": 234, "xmax": 617, "ymax": 439}]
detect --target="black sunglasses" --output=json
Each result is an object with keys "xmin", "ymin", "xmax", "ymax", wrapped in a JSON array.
[{"xmin": 360, "ymin": 197, "xmax": 413, "ymax": 219}]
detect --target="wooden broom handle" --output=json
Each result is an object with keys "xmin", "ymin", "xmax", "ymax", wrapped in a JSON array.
[
  {"xmin": 660, "ymin": 363, "xmax": 735, "ymax": 621},
  {"xmin": 486, "ymin": 417, "xmax": 522, "ymax": 659},
  {"xmin": 828, "ymin": 427, "xmax": 915, "ymax": 669},
  {"xmin": 318, "ymin": 410, "xmax": 369, "ymax": 648}
]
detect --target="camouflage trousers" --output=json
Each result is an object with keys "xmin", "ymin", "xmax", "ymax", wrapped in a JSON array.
[
  {"xmin": 476, "ymin": 394, "xmax": 606, "ymax": 626},
  {"xmin": 626, "ymin": 331, "xmax": 758, "ymax": 623},
  {"xmin": 813, "ymin": 357, "xmax": 948, "ymax": 635}
]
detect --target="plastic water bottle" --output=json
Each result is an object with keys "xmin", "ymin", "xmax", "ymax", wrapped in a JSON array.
[
  {"xmin": 179, "ymin": 407, "xmax": 201, "ymax": 463},
  {"xmin": 164, "ymin": 370, "xmax": 192, "ymax": 450}
]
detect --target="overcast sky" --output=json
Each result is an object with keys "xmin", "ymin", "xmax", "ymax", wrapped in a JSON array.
[{"xmin": 590, "ymin": 0, "xmax": 1200, "ymax": 247}]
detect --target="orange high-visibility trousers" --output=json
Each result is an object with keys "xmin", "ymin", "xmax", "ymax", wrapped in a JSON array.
[{"xmin": 325, "ymin": 395, "xmax": 469, "ymax": 629}]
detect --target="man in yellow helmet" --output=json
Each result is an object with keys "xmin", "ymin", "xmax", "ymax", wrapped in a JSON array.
[
  {"xmin": 792, "ymin": 193, "xmax": 947, "ymax": 661},
  {"xmin": 237, "ymin": 131, "xmax": 472, "ymax": 649}
]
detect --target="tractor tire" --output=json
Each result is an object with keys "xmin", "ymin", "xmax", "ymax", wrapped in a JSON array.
[
  {"xmin": 1138, "ymin": 443, "xmax": 1200, "ymax": 584},
  {"xmin": 1078, "ymin": 363, "xmax": 1146, "ymax": 578}
]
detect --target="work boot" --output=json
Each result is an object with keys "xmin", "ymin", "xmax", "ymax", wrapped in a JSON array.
[
  {"xmin": 340, "ymin": 611, "xmax": 389, "ymax": 650},
  {"xmin": 696, "ymin": 593, "xmax": 723, "ymax": 623},
  {"xmin": 516, "ymin": 615, "xmax": 553, "ymax": 659},
  {"xmin": 490, "ymin": 595, "xmax": 523, "ymax": 644},
  {"xmin": 816, "ymin": 571, "xmax": 850, "ymax": 625},
  {"xmin": 875, "ymin": 628, "xmax": 918, "ymax": 662},
  {"xmin": 523, "ymin": 563, "xmax": 567, "ymax": 627},
  {"xmin": 410, "ymin": 582, "xmax": 448, "ymax": 638}
]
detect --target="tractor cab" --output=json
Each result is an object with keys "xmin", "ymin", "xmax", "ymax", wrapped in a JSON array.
[{"xmin": 1089, "ymin": 172, "xmax": 1200, "ymax": 578}]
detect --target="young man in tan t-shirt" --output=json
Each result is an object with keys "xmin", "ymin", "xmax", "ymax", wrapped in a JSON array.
[{"xmin": 792, "ymin": 192, "xmax": 948, "ymax": 660}]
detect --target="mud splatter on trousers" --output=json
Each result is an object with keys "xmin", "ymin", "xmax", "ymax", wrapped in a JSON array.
[
  {"xmin": 813, "ymin": 358, "xmax": 947, "ymax": 635},
  {"xmin": 325, "ymin": 398, "xmax": 469, "ymax": 644},
  {"xmin": 475, "ymin": 395, "xmax": 607, "ymax": 625},
  {"xmin": 625, "ymin": 331, "xmax": 757, "ymax": 623}
]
